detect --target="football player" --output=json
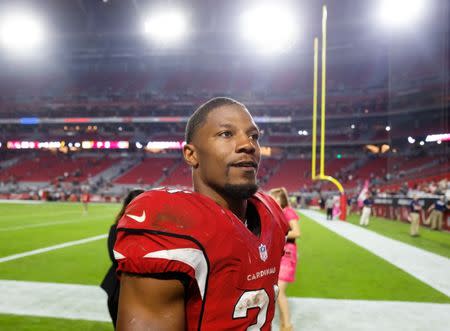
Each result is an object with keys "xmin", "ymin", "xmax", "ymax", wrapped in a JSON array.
[{"xmin": 114, "ymin": 97, "xmax": 289, "ymax": 330}]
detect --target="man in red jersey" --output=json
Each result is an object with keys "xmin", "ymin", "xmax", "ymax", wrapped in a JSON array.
[
  {"xmin": 114, "ymin": 97, "xmax": 289, "ymax": 331},
  {"xmin": 81, "ymin": 189, "xmax": 90, "ymax": 215}
]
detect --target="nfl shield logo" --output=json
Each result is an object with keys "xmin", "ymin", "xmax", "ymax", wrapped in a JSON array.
[{"xmin": 258, "ymin": 244, "xmax": 268, "ymax": 261}]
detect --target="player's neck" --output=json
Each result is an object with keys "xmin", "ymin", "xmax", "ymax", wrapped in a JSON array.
[
  {"xmin": 195, "ymin": 185, "xmax": 248, "ymax": 223},
  {"xmin": 227, "ymin": 199, "xmax": 248, "ymax": 223}
]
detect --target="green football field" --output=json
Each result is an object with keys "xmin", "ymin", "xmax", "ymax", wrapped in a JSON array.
[{"xmin": 0, "ymin": 202, "xmax": 449, "ymax": 330}]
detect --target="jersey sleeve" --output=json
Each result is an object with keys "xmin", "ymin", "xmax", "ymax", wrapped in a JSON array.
[{"xmin": 113, "ymin": 190, "xmax": 209, "ymax": 299}]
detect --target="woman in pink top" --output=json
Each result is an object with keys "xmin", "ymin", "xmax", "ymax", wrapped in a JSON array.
[{"xmin": 269, "ymin": 187, "xmax": 301, "ymax": 331}]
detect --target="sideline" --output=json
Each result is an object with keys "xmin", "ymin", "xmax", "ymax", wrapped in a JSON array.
[
  {"xmin": 299, "ymin": 209, "xmax": 450, "ymax": 297},
  {"xmin": 0, "ymin": 234, "xmax": 107, "ymax": 263},
  {"xmin": 0, "ymin": 280, "xmax": 449, "ymax": 330},
  {"xmin": 0, "ymin": 199, "xmax": 43, "ymax": 204}
]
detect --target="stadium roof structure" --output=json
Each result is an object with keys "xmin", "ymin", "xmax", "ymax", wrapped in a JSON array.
[{"xmin": 0, "ymin": 0, "xmax": 445, "ymax": 58}]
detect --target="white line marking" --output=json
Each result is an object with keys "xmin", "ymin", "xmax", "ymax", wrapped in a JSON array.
[
  {"xmin": 0, "ymin": 234, "xmax": 107, "ymax": 263},
  {"xmin": 0, "ymin": 200, "xmax": 44, "ymax": 204},
  {"xmin": 300, "ymin": 209, "xmax": 450, "ymax": 297},
  {"xmin": 0, "ymin": 280, "xmax": 449, "ymax": 330},
  {"xmin": 0, "ymin": 210, "xmax": 77, "ymax": 222},
  {"xmin": 0, "ymin": 280, "xmax": 110, "ymax": 322},
  {"xmin": 0, "ymin": 220, "xmax": 82, "ymax": 232}
]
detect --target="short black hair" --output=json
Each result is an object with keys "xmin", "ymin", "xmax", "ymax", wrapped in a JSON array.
[{"xmin": 185, "ymin": 97, "xmax": 245, "ymax": 143}]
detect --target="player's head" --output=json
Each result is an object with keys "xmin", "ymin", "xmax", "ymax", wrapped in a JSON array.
[
  {"xmin": 185, "ymin": 97, "xmax": 245, "ymax": 143},
  {"xmin": 183, "ymin": 97, "xmax": 261, "ymax": 200},
  {"xmin": 115, "ymin": 189, "xmax": 145, "ymax": 224},
  {"xmin": 269, "ymin": 187, "xmax": 289, "ymax": 208}
]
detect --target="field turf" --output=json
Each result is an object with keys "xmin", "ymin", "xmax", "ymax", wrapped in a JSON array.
[
  {"xmin": 0, "ymin": 202, "xmax": 448, "ymax": 330},
  {"xmin": 345, "ymin": 213, "xmax": 450, "ymax": 258}
]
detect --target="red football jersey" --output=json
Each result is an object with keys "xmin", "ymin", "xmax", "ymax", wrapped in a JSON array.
[{"xmin": 114, "ymin": 188, "xmax": 289, "ymax": 330}]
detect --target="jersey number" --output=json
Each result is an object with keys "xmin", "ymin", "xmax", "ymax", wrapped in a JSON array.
[{"xmin": 233, "ymin": 289, "xmax": 269, "ymax": 330}]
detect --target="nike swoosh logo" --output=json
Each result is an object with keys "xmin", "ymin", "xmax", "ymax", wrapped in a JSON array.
[{"xmin": 126, "ymin": 211, "xmax": 146, "ymax": 223}]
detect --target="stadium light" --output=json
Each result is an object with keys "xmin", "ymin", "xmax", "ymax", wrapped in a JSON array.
[
  {"xmin": 240, "ymin": 3, "xmax": 298, "ymax": 54},
  {"xmin": 425, "ymin": 133, "xmax": 450, "ymax": 142},
  {"xmin": 0, "ymin": 11, "xmax": 46, "ymax": 54},
  {"xmin": 143, "ymin": 8, "xmax": 188, "ymax": 44},
  {"xmin": 377, "ymin": 0, "xmax": 426, "ymax": 29}
]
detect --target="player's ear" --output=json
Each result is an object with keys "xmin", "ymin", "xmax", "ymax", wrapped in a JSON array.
[{"xmin": 183, "ymin": 143, "xmax": 199, "ymax": 168}]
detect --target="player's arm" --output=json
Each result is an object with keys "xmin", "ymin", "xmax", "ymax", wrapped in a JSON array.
[
  {"xmin": 116, "ymin": 273, "xmax": 185, "ymax": 331},
  {"xmin": 287, "ymin": 219, "xmax": 300, "ymax": 239}
]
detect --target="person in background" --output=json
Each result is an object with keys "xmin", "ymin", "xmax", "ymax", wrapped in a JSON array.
[
  {"xmin": 426, "ymin": 195, "xmax": 446, "ymax": 231},
  {"xmin": 409, "ymin": 195, "xmax": 422, "ymax": 237},
  {"xmin": 269, "ymin": 187, "xmax": 301, "ymax": 331},
  {"xmin": 325, "ymin": 196, "xmax": 334, "ymax": 220},
  {"xmin": 81, "ymin": 189, "xmax": 90, "ymax": 214},
  {"xmin": 359, "ymin": 193, "xmax": 374, "ymax": 227},
  {"xmin": 100, "ymin": 189, "xmax": 145, "ymax": 329},
  {"xmin": 332, "ymin": 196, "xmax": 341, "ymax": 220},
  {"xmin": 346, "ymin": 195, "xmax": 353, "ymax": 216}
]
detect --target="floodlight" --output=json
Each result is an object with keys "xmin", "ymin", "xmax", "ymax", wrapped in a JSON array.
[
  {"xmin": 0, "ymin": 12, "xmax": 45, "ymax": 53},
  {"xmin": 241, "ymin": 4, "xmax": 298, "ymax": 54},
  {"xmin": 419, "ymin": 141, "xmax": 425, "ymax": 146},
  {"xmin": 425, "ymin": 133, "xmax": 450, "ymax": 142},
  {"xmin": 381, "ymin": 144, "xmax": 390, "ymax": 153},
  {"xmin": 378, "ymin": 0, "xmax": 426, "ymax": 29},
  {"xmin": 407, "ymin": 136, "xmax": 415, "ymax": 144},
  {"xmin": 385, "ymin": 126, "xmax": 391, "ymax": 132},
  {"xmin": 144, "ymin": 8, "xmax": 188, "ymax": 44}
]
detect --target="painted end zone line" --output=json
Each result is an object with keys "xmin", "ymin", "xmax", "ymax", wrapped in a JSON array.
[{"xmin": 0, "ymin": 234, "xmax": 107, "ymax": 263}]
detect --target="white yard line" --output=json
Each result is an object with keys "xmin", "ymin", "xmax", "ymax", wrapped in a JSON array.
[
  {"xmin": 274, "ymin": 297, "xmax": 450, "ymax": 331},
  {"xmin": 0, "ymin": 210, "xmax": 78, "ymax": 222},
  {"xmin": 0, "ymin": 220, "xmax": 83, "ymax": 231},
  {"xmin": 0, "ymin": 280, "xmax": 449, "ymax": 330},
  {"xmin": 0, "ymin": 280, "xmax": 110, "ymax": 322},
  {"xmin": 0, "ymin": 234, "xmax": 107, "ymax": 263},
  {"xmin": 0, "ymin": 200, "xmax": 44, "ymax": 204},
  {"xmin": 300, "ymin": 209, "xmax": 450, "ymax": 297}
]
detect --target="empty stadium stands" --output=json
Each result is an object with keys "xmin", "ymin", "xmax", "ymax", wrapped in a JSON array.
[
  {"xmin": 0, "ymin": 153, "xmax": 117, "ymax": 183},
  {"xmin": 114, "ymin": 157, "xmax": 177, "ymax": 185}
]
